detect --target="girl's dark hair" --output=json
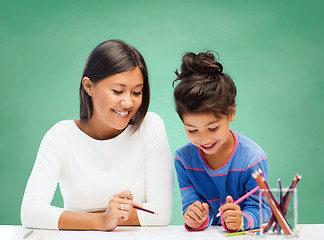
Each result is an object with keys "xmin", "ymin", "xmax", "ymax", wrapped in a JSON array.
[
  {"xmin": 80, "ymin": 39, "xmax": 150, "ymax": 131},
  {"xmin": 173, "ymin": 51, "xmax": 236, "ymax": 120}
]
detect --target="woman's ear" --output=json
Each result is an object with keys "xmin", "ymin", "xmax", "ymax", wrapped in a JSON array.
[
  {"xmin": 229, "ymin": 105, "xmax": 236, "ymax": 122},
  {"xmin": 82, "ymin": 77, "xmax": 94, "ymax": 96}
]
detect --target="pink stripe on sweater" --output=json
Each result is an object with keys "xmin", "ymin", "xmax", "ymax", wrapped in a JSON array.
[
  {"xmin": 242, "ymin": 212, "xmax": 252, "ymax": 229},
  {"xmin": 247, "ymin": 157, "xmax": 267, "ymax": 169},
  {"xmin": 198, "ymin": 130, "xmax": 238, "ymax": 171},
  {"xmin": 180, "ymin": 186, "xmax": 194, "ymax": 190},
  {"xmin": 207, "ymin": 198, "xmax": 220, "ymax": 202}
]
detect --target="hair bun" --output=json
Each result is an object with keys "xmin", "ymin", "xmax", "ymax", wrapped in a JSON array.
[{"xmin": 180, "ymin": 51, "xmax": 223, "ymax": 77}]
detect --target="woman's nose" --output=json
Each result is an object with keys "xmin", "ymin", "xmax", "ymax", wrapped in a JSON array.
[{"xmin": 121, "ymin": 94, "xmax": 134, "ymax": 108}]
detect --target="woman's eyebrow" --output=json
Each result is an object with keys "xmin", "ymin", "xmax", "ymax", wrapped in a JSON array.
[{"xmin": 111, "ymin": 83, "xmax": 143, "ymax": 87}]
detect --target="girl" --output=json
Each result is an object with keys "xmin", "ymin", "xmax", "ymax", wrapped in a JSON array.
[
  {"xmin": 173, "ymin": 51, "xmax": 271, "ymax": 232},
  {"xmin": 21, "ymin": 40, "xmax": 173, "ymax": 231}
]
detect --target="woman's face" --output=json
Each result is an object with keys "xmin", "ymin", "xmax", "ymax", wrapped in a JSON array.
[{"xmin": 89, "ymin": 66, "xmax": 143, "ymax": 131}]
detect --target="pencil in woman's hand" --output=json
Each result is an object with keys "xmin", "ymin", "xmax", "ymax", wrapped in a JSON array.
[{"xmin": 133, "ymin": 205, "xmax": 158, "ymax": 215}]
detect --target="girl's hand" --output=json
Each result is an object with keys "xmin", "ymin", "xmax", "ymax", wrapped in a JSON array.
[
  {"xmin": 100, "ymin": 190, "xmax": 137, "ymax": 231},
  {"xmin": 219, "ymin": 196, "xmax": 242, "ymax": 231},
  {"xmin": 184, "ymin": 201, "xmax": 209, "ymax": 229}
]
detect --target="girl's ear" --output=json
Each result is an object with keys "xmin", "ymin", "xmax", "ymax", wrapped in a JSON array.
[
  {"xmin": 82, "ymin": 77, "xmax": 94, "ymax": 96},
  {"xmin": 229, "ymin": 105, "xmax": 236, "ymax": 122}
]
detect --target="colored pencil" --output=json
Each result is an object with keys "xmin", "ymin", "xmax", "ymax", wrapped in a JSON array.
[
  {"xmin": 134, "ymin": 205, "xmax": 158, "ymax": 215},
  {"xmin": 225, "ymin": 229, "xmax": 260, "ymax": 237},
  {"xmin": 216, "ymin": 185, "xmax": 260, "ymax": 217},
  {"xmin": 23, "ymin": 230, "xmax": 33, "ymax": 239},
  {"xmin": 275, "ymin": 178, "xmax": 283, "ymax": 233},
  {"xmin": 253, "ymin": 170, "xmax": 293, "ymax": 235},
  {"xmin": 263, "ymin": 174, "xmax": 301, "ymax": 233}
]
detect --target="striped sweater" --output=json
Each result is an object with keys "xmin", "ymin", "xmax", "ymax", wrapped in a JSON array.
[{"xmin": 174, "ymin": 130, "xmax": 271, "ymax": 231}]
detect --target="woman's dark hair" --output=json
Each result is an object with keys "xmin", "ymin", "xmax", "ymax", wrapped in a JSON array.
[
  {"xmin": 80, "ymin": 39, "xmax": 150, "ymax": 131},
  {"xmin": 173, "ymin": 51, "xmax": 236, "ymax": 120}
]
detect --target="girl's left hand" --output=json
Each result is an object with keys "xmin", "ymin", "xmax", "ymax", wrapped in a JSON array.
[{"xmin": 218, "ymin": 196, "xmax": 242, "ymax": 231}]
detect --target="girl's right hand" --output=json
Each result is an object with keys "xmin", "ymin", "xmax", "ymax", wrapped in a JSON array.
[
  {"xmin": 100, "ymin": 190, "xmax": 136, "ymax": 231},
  {"xmin": 184, "ymin": 201, "xmax": 209, "ymax": 229}
]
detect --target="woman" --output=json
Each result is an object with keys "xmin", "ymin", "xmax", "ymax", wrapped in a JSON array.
[{"xmin": 21, "ymin": 40, "xmax": 173, "ymax": 231}]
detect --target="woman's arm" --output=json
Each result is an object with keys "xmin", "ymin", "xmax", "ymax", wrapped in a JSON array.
[
  {"xmin": 58, "ymin": 190, "xmax": 139, "ymax": 230},
  {"xmin": 138, "ymin": 113, "xmax": 174, "ymax": 226}
]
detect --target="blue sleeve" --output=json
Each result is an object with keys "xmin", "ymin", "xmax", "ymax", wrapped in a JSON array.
[
  {"xmin": 240, "ymin": 155, "xmax": 271, "ymax": 230},
  {"xmin": 174, "ymin": 150, "xmax": 214, "ymax": 227},
  {"xmin": 174, "ymin": 151, "xmax": 204, "ymax": 213}
]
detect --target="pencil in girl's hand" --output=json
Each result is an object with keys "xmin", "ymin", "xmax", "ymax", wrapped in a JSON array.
[
  {"xmin": 133, "ymin": 205, "xmax": 158, "ymax": 215},
  {"xmin": 216, "ymin": 185, "xmax": 260, "ymax": 217}
]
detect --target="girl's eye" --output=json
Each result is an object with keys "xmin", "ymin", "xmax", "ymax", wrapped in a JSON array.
[
  {"xmin": 113, "ymin": 90, "xmax": 123, "ymax": 94},
  {"xmin": 188, "ymin": 129, "xmax": 197, "ymax": 133},
  {"xmin": 209, "ymin": 127, "xmax": 218, "ymax": 131}
]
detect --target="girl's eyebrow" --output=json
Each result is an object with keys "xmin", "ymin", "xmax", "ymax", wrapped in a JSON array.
[{"xmin": 184, "ymin": 120, "xmax": 219, "ymax": 128}]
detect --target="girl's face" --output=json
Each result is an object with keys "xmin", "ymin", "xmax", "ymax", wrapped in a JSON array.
[
  {"xmin": 182, "ymin": 111, "xmax": 235, "ymax": 156},
  {"xmin": 87, "ymin": 66, "xmax": 143, "ymax": 131}
]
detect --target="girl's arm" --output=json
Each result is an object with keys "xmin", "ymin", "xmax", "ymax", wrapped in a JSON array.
[
  {"xmin": 174, "ymin": 152, "xmax": 212, "ymax": 230},
  {"xmin": 238, "ymin": 156, "xmax": 271, "ymax": 231}
]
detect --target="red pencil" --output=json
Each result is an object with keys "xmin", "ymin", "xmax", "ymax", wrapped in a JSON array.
[{"xmin": 134, "ymin": 206, "xmax": 158, "ymax": 215}]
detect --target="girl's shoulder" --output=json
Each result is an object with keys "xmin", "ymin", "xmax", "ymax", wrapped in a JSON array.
[
  {"xmin": 232, "ymin": 130, "xmax": 267, "ymax": 167},
  {"xmin": 234, "ymin": 130, "xmax": 266, "ymax": 155},
  {"xmin": 175, "ymin": 142, "xmax": 197, "ymax": 160}
]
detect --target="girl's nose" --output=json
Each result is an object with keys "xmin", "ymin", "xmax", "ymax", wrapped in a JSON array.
[{"xmin": 198, "ymin": 133, "xmax": 211, "ymax": 145}]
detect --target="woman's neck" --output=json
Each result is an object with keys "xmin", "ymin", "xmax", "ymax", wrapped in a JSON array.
[{"xmin": 74, "ymin": 117, "xmax": 124, "ymax": 140}]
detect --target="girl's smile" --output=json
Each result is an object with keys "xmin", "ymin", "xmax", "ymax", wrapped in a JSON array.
[{"xmin": 183, "ymin": 111, "xmax": 235, "ymax": 159}]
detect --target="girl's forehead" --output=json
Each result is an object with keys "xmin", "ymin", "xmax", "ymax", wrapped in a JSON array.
[{"xmin": 183, "ymin": 112, "xmax": 222, "ymax": 127}]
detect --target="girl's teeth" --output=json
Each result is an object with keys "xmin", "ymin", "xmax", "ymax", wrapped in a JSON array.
[{"xmin": 203, "ymin": 144, "xmax": 213, "ymax": 147}]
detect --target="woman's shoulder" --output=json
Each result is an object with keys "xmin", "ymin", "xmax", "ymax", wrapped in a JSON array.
[
  {"xmin": 140, "ymin": 112, "xmax": 165, "ymax": 129},
  {"xmin": 43, "ymin": 120, "xmax": 75, "ymax": 138}
]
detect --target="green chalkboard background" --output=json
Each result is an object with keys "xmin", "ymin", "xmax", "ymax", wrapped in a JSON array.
[{"xmin": 1, "ymin": 0, "xmax": 323, "ymax": 225}]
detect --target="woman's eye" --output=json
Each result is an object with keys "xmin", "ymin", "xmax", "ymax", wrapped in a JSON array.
[
  {"xmin": 113, "ymin": 90, "xmax": 123, "ymax": 94},
  {"xmin": 132, "ymin": 91, "xmax": 142, "ymax": 96}
]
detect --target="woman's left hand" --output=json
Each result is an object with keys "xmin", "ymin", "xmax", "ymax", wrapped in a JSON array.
[{"xmin": 218, "ymin": 195, "xmax": 242, "ymax": 231}]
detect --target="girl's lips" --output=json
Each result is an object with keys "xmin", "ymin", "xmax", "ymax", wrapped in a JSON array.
[{"xmin": 200, "ymin": 142, "xmax": 217, "ymax": 151}]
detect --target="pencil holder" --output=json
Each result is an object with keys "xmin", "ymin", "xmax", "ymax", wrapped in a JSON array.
[{"xmin": 259, "ymin": 188, "xmax": 298, "ymax": 238}]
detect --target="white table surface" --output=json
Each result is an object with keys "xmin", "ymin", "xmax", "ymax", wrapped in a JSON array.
[{"xmin": 1, "ymin": 224, "xmax": 324, "ymax": 240}]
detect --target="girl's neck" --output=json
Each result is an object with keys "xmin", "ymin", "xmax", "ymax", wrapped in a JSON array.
[{"xmin": 203, "ymin": 130, "xmax": 235, "ymax": 170}]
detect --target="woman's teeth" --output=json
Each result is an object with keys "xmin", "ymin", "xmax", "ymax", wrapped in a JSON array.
[{"xmin": 113, "ymin": 109, "xmax": 129, "ymax": 116}]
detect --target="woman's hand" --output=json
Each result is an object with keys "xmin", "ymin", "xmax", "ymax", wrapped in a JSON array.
[
  {"xmin": 100, "ymin": 190, "xmax": 139, "ymax": 231},
  {"xmin": 184, "ymin": 201, "xmax": 209, "ymax": 229},
  {"xmin": 219, "ymin": 196, "xmax": 242, "ymax": 231}
]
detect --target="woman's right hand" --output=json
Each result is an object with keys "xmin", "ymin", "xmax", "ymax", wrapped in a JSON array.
[{"xmin": 99, "ymin": 190, "xmax": 136, "ymax": 231}]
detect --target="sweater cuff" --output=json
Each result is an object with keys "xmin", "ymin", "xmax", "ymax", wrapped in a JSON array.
[{"xmin": 184, "ymin": 216, "xmax": 209, "ymax": 231}]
